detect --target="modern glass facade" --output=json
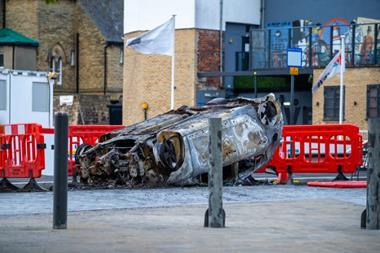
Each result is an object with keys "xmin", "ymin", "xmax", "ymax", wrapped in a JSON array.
[{"xmin": 235, "ymin": 23, "xmax": 380, "ymax": 71}]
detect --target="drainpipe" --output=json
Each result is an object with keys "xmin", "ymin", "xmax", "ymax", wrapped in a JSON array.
[
  {"xmin": 75, "ymin": 33, "xmax": 80, "ymax": 93},
  {"xmin": 3, "ymin": 0, "xmax": 6, "ymax": 28},
  {"xmin": 12, "ymin": 45, "xmax": 15, "ymax": 69},
  {"xmin": 8, "ymin": 71, "xmax": 11, "ymax": 123},
  {"xmin": 104, "ymin": 43, "xmax": 109, "ymax": 95},
  {"xmin": 260, "ymin": 0, "xmax": 265, "ymax": 28}
]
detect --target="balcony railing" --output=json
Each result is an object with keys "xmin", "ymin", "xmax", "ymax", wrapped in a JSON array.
[{"xmin": 237, "ymin": 23, "xmax": 380, "ymax": 71}]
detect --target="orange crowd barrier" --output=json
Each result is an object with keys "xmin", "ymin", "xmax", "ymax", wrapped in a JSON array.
[
  {"xmin": 0, "ymin": 124, "xmax": 46, "ymax": 179},
  {"xmin": 1, "ymin": 123, "xmax": 363, "ymax": 187},
  {"xmin": 66, "ymin": 125, "xmax": 124, "ymax": 176},
  {"xmin": 42, "ymin": 125, "xmax": 124, "ymax": 176},
  {"xmin": 1, "ymin": 124, "xmax": 124, "ymax": 181},
  {"xmin": 257, "ymin": 124, "xmax": 363, "ymax": 183}
]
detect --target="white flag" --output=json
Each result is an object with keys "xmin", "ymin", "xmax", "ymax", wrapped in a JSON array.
[
  {"xmin": 312, "ymin": 50, "xmax": 345, "ymax": 93},
  {"xmin": 126, "ymin": 17, "xmax": 174, "ymax": 56}
]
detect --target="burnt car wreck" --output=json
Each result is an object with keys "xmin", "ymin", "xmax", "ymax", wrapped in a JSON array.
[{"xmin": 76, "ymin": 94, "xmax": 283, "ymax": 187}]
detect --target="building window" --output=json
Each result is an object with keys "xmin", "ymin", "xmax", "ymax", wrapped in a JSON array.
[
  {"xmin": 49, "ymin": 43, "xmax": 65, "ymax": 85},
  {"xmin": 367, "ymin": 84, "xmax": 380, "ymax": 118},
  {"xmin": 119, "ymin": 48, "xmax": 124, "ymax": 65},
  {"xmin": 323, "ymin": 86, "xmax": 345, "ymax": 121},
  {"xmin": 0, "ymin": 53, "xmax": 4, "ymax": 67},
  {"xmin": 32, "ymin": 82, "xmax": 50, "ymax": 112},
  {"xmin": 51, "ymin": 57, "xmax": 63, "ymax": 85},
  {"xmin": 70, "ymin": 50, "xmax": 75, "ymax": 66},
  {"xmin": 0, "ymin": 80, "xmax": 6, "ymax": 110}
]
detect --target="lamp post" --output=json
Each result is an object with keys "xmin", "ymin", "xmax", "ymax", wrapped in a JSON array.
[{"xmin": 141, "ymin": 102, "xmax": 149, "ymax": 120}]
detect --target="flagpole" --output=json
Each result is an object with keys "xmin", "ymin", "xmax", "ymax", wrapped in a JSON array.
[
  {"xmin": 339, "ymin": 35, "xmax": 345, "ymax": 124},
  {"xmin": 170, "ymin": 15, "xmax": 176, "ymax": 110}
]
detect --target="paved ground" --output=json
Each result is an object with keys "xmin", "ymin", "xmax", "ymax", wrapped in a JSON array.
[
  {"xmin": 0, "ymin": 198, "xmax": 379, "ymax": 253},
  {"xmin": 7, "ymin": 172, "xmax": 367, "ymax": 192},
  {"xmin": 0, "ymin": 185, "xmax": 367, "ymax": 215}
]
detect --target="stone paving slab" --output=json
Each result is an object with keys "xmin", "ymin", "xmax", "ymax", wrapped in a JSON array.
[
  {"xmin": 0, "ymin": 185, "xmax": 366, "ymax": 215},
  {"xmin": 0, "ymin": 199, "xmax": 379, "ymax": 253}
]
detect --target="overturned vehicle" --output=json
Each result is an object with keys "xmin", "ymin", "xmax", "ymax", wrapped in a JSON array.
[{"xmin": 76, "ymin": 94, "xmax": 283, "ymax": 187}]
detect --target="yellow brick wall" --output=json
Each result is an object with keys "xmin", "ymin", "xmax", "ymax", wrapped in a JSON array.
[
  {"xmin": 38, "ymin": 0, "xmax": 77, "ymax": 93},
  {"xmin": 76, "ymin": 8, "xmax": 106, "ymax": 93},
  {"xmin": 313, "ymin": 67, "xmax": 380, "ymax": 130},
  {"xmin": 5, "ymin": 0, "xmax": 124, "ymax": 124},
  {"xmin": 106, "ymin": 45, "xmax": 124, "ymax": 94},
  {"xmin": 123, "ymin": 29, "xmax": 197, "ymax": 125},
  {"xmin": 7, "ymin": 0, "xmax": 77, "ymax": 92},
  {"xmin": 6, "ymin": 0, "xmax": 39, "ymax": 40},
  {"xmin": 6, "ymin": 0, "xmax": 123, "ymax": 96}
]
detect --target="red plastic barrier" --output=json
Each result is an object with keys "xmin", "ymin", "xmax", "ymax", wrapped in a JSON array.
[
  {"xmin": 0, "ymin": 125, "xmax": 4, "ymax": 175},
  {"xmin": 66, "ymin": 125, "xmax": 124, "ymax": 176},
  {"xmin": 43, "ymin": 125, "xmax": 124, "ymax": 176},
  {"xmin": 1, "ymin": 124, "xmax": 124, "ymax": 179},
  {"xmin": 0, "ymin": 124, "xmax": 45, "ymax": 178},
  {"xmin": 257, "ymin": 124, "xmax": 363, "ymax": 183},
  {"xmin": 307, "ymin": 181, "xmax": 367, "ymax": 188}
]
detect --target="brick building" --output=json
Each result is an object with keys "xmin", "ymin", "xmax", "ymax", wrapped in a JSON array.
[
  {"xmin": 123, "ymin": 0, "xmax": 380, "ymax": 132},
  {"xmin": 0, "ymin": 0, "xmax": 124, "ymax": 124},
  {"xmin": 123, "ymin": 0, "xmax": 260, "ymax": 125},
  {"xmin": 248, "ymin": 0, "xmax": 380, "ymax": 130},
  {"xmin": 313, "ymin": 68, "xmax": 380, "ymax": 130},
  {"xmin": 123, "ymin": 28, "xmax": 221, "ymax": 125}
]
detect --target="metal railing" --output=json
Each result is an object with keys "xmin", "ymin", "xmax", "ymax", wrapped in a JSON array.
[{"xmin": 237, "ymin": 23, "xmax": 380, "ymax": 71}]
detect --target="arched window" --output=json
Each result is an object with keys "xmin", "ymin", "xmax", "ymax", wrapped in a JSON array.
[
  {"xmin": 49, "ymin": 43, "xmax": 65, "ymax": 85},
  {"xmin": 119, "ymin": 48, "xmax": 124, "ymax": 64},
  {"xmin": 51, "ymin": 56, "xmax": 63, "ymax": 85}
]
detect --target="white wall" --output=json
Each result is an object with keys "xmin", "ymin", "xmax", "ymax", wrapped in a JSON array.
[
  {"xmin": 0, "ymin": 70, "xmax": 53, "ymax": 128},
  {"xmin": 223, "ymin": 0, "xmax": 260, "ymax": 28},
  {"xmin": 124, "ymin": 0, "xmax": 261, "ymax": 33},
  {"xmin": 124, "ymin": 0, "xmax": 196, "ymax": 33},
  {"xmin": 194, "ymin": 0, "xmax": 220, "ymax": 30},
  {"xmin": 196, "ymin": 0, "xmax": 261, "ymax": 30},
  {"xmin": 0, "ymin": 72, "xmax": 10, "ymax": 124},
  {"xmin": 0, "ymin": 70, "xmax": 54, "ymax": 176}
]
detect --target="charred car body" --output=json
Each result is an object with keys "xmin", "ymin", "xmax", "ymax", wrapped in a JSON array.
[{"xmin": 77, "ymin": 94, "xmax": 283, "ymax": 187}]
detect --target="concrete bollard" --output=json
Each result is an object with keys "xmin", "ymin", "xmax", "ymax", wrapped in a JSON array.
[
  {"xmin": 363, "ymin": 118, "xmax": 380, "ymax": 229},
  {"xmin": 204, "ymin": 118, "xmax": 225, "ymax": 228},
  {"xmin": 53, "ymin": 112, "xmax": 68, "ymax": 229}
]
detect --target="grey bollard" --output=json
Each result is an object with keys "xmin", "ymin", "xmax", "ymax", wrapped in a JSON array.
[
  {"xmin": 204, "ymin": 118, "xmax": 225, "ymax": 228},
  {"xmin": 53, "ymin": 112, "xmax": 68, "ymax": 229},
  {"xmin": 363, "ymin": 118, "xmax": 380, "ymax": 229}
]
